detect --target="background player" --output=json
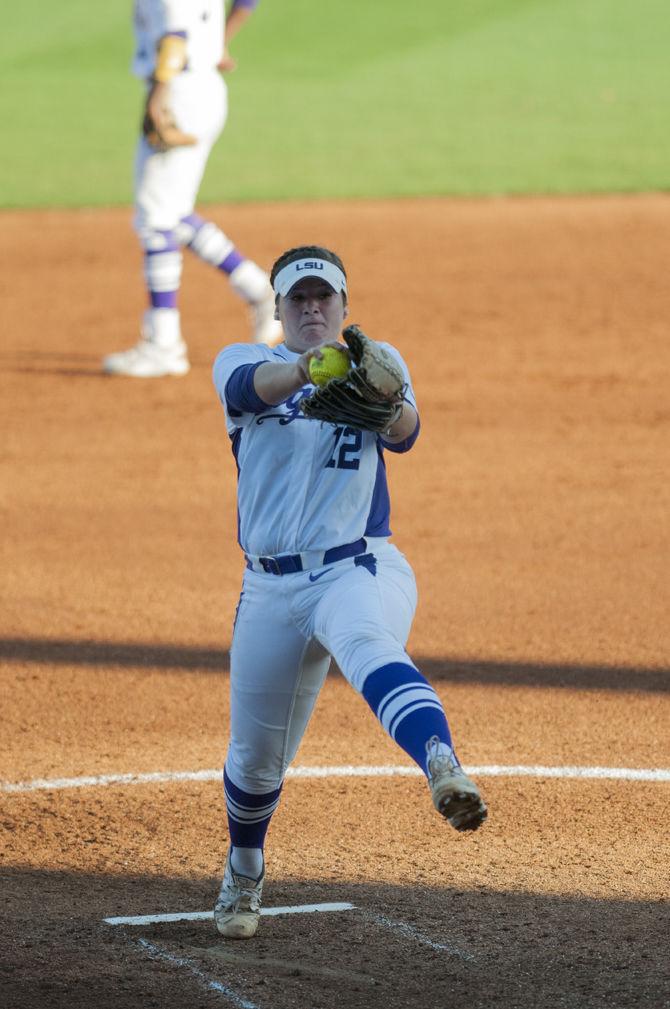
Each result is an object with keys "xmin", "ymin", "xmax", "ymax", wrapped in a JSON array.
[
  {"xmin": 211, "ymin": 244, "xmax": 487, "ymax": 939},
  {"xmin": 103, "ymin": 0, "xmax": 281, "ymax": 379}
]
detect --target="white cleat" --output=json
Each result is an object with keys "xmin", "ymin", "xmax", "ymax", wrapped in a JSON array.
[
  {"xmin": 426, "ymin": 736, "xmax": 487, "ymax": 832},
  {"xmin": 214, "ymin": 852, "xmax": 264, "ymax": 939},
  {"xmin": 102, "ymin": 339, "xmax": 190, "ymax": 378},
  {"xmin": 250, "ymin": 290, "xmax": 283, "ymax": 346}
]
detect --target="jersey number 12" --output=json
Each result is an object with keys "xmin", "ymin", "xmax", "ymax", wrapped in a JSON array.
[{"xmin": 325, "ymin": 426, "xmax": 362, "ymax": 470}]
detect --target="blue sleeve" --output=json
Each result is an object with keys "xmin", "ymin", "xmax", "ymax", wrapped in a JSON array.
[
  {"xmin": 379, "ymin": 416, "xmax": 421, "ymax": 454},
  {"xmin": 224, "ymin": 363, "xmax": 271, "ymax": 416},
  {"xmin": 231, "ymin": 0, "xmax": 259, "ymax": 10}
]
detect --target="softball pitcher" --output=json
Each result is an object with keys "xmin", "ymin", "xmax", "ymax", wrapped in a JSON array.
[
  {"xmin": 103, "ymin": 0, "xmax": 280, "ymax": 379},
  {"xmin": 211, "ymin": 245, "xmax": 487, "ymax": 940}
]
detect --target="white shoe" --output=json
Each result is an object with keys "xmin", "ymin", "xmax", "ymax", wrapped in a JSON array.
[
  {"xmin": 102, "ymin": 338, "xmax": 190, "ymax": 378},
  {"xmin": 250, "ymin": 290, "xmax": 283, "ymax": 346},
  {"xmin": 214, "ymin": 851, "xmax": 264, "ymax": 939},
  {"xmin": 426, "ymin": 736, "xmax": 487, "ymax": 832}
]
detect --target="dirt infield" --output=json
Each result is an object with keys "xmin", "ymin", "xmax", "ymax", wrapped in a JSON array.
[{"xmin": 1, "ymin": 196, "xmax": 669, "ymax": 1008}]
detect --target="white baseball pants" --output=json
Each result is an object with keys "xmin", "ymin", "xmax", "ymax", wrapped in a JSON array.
[
  {"xmin": 134, "ymin": 70, "xmax": 227, "ymax": 233},
  {"xmin": 225, "ymin": 540, "xmax": 418, "ymax": 794}
]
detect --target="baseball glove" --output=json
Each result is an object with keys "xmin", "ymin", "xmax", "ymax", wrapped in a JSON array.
[
  {"xmin": 300, "ymin": 324, "xmax": 406, "ymax": 434},
  {"xmin": 142, "ymin": 105, "xmax": 197, "ymax": 152}
]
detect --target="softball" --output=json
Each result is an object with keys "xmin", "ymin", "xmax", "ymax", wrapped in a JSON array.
[{"xmin": 308, "ymin": 346, "xmax": 350, "ymax": 386}]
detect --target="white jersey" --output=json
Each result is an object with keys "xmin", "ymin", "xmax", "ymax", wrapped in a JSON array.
[
  {"xmin": 212, "ymin": 341, "xmax": 418, "ymax": 558},
  {"xmin": 132, "ymin": 0, "xmax": 224, "ymax": 78}
]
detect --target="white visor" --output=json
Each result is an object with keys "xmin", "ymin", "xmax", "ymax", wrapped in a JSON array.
[{"xmin": 273, "ymin": 258, "xmax": 347, "ymax": 298}]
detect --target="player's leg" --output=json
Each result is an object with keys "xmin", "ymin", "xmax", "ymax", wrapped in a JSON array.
[
  {"xmin": 102, "ymin": 138, "xmax": 210, "ymax": 376},
  {"xmin": 313, "ymin": 545, "xmax": 487, "ymax": 831},
  {"xmin": 102, "ymin": 140, "xmax": 195, "ymax": 376},
  {"xmin": 215, "ymin": 573, "xmax": 331, "ymax": 938},
  {"xmin": 175, "ymin": 214, "xmax": 281, "ymax": 346}
]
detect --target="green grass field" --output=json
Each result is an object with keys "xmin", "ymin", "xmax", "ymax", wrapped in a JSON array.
[{"xmin": 2, "ymin": 0, "xmax": 668, "ymax": 207}]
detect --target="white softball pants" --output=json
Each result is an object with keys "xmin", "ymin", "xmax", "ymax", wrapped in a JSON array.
[
  {"xmin": 134, "ymin": 70, "xmax": 227, "ymax": 234},
  {"xmin": 226, "ymin": 540, "xmax": 418, "ymax": 794}
]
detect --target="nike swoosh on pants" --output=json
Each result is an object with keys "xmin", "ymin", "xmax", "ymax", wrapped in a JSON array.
[{"xmin": 309, "ymin": 567, "xmax": 334, "ymax": 582}]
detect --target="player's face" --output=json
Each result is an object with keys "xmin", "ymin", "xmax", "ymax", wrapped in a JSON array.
[{"xmin": 277, "ymin": 277, "xmax": 347, "ymax": 352}]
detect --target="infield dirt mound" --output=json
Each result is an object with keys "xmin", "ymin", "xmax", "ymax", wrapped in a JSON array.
[{"xmin": 1, "ymin": 195, "xmax": 668, "ymax": 1008}]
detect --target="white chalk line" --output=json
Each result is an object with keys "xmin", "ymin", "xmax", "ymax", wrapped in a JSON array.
[
  {"xmin": 133, "ymin": 937, "xmax": 260, "ymax": 1009},
  {"xmin": 2, "ymin": 763, "xmax": 669, "ymax": 794},
  {"xmin": 366, "ymin": 912, "xmax": 477, "ymax": 963},
  {"xmin": 128, "ymin": 907, "xmax": 473, "ymax": 1003},
  {"xmin": 130, "ymin": 908, "xmax": 464, "ymax": 1004},
  {"xmin": 105, "ymin": 902, "xmax": 355, "ymax": 926}
]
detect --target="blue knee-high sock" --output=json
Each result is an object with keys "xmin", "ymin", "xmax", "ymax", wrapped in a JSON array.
[
  {"xmin": 224, "ymin": 766, "xmax": 282, "ymax": 849},
  {"xmin": 361, "ymin": 662, "xmax": 454, "ymax": 775}
]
